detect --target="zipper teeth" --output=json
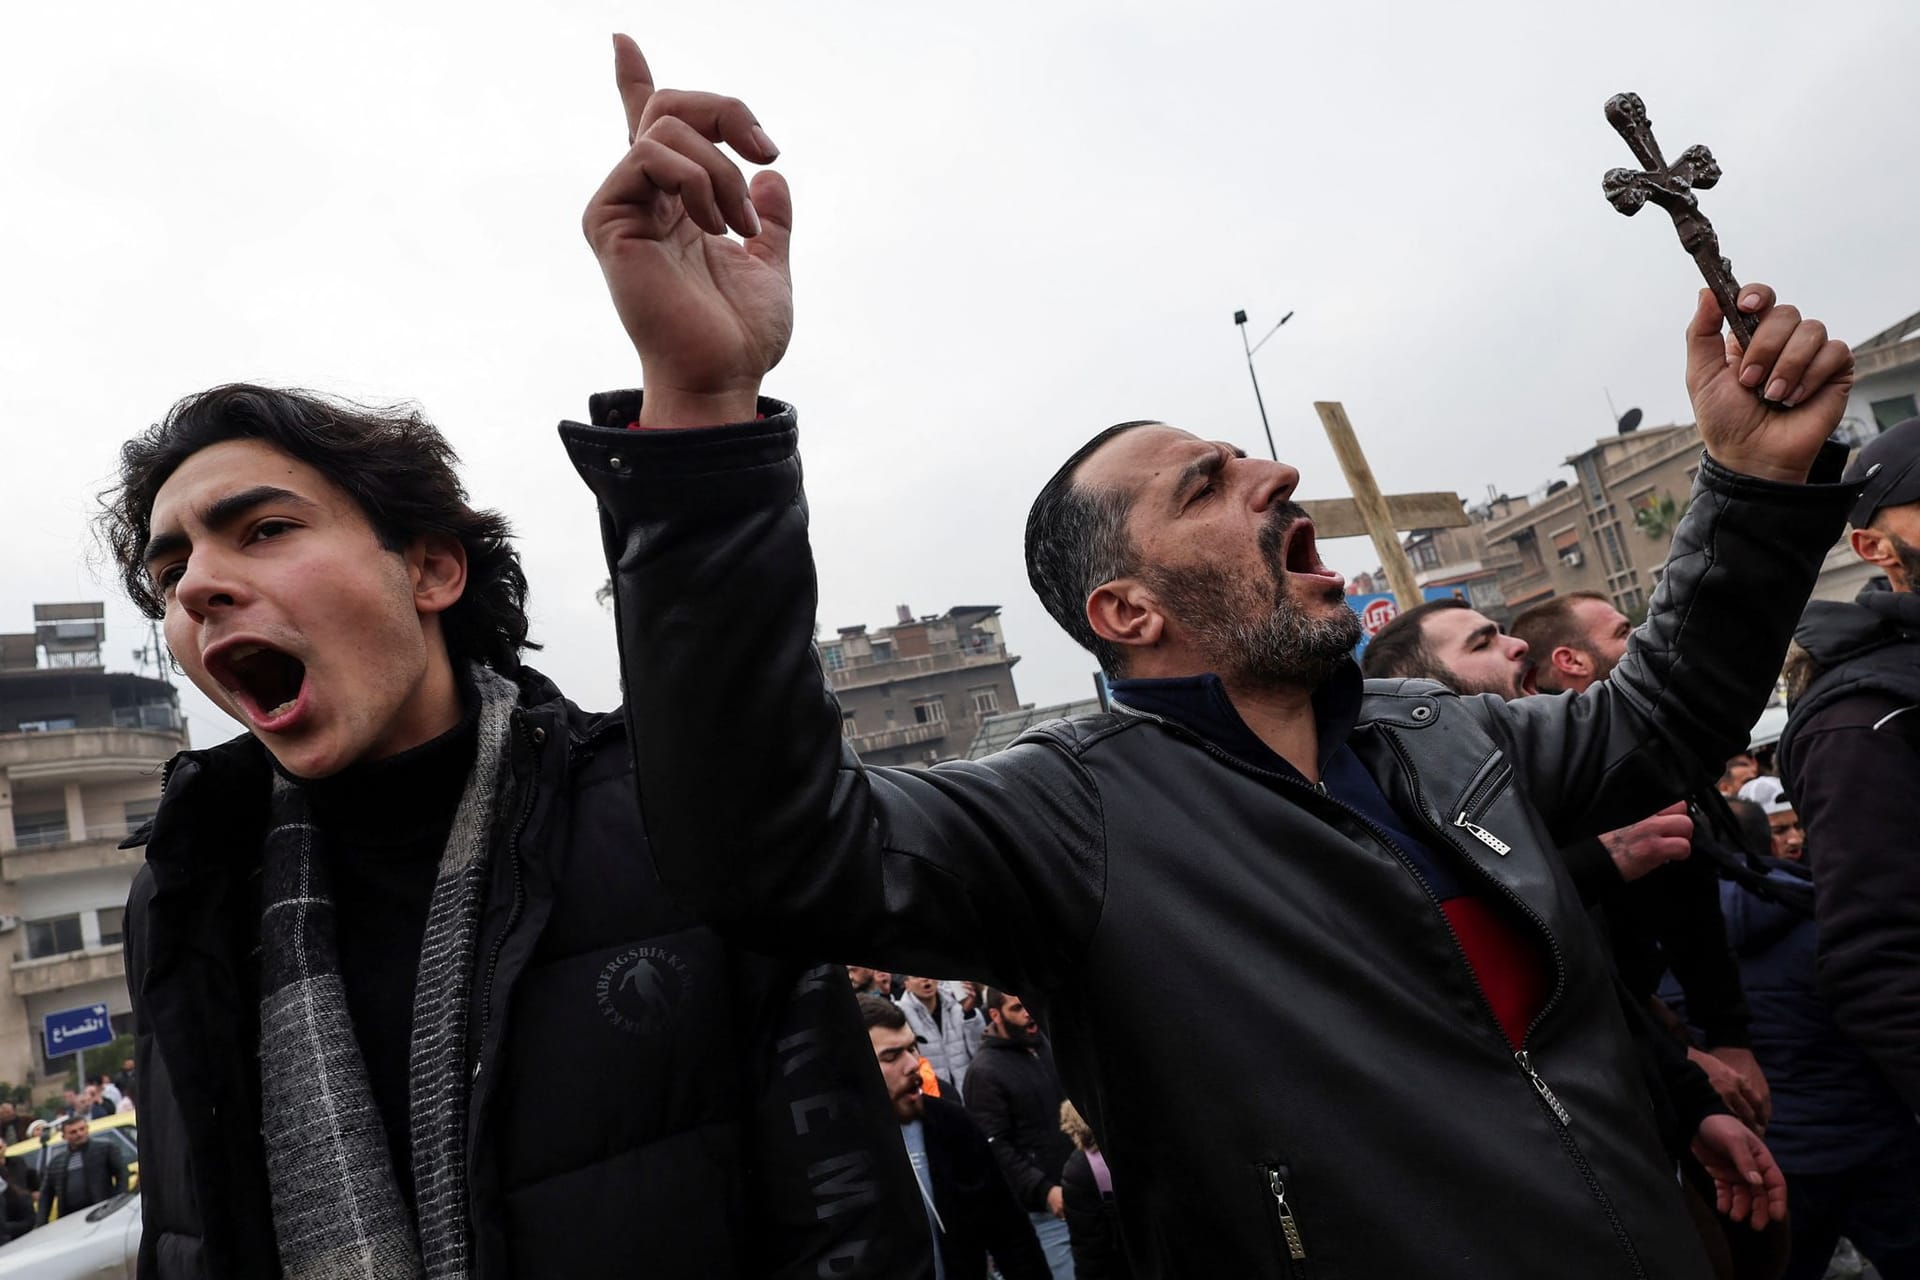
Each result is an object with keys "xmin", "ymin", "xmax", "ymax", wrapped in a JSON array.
[
  {"xmin": 476, "ymin": 717, "xmax": 540, "ymax": 1068},
  {"xmin": 1457, "ymin": 753, "xmax": 1513, "ymax": 819}
]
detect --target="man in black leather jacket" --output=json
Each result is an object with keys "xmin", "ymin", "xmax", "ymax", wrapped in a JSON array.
[{"xmin": 569, "ymin": 35, "xmax": 1857, "ymax": 1280}]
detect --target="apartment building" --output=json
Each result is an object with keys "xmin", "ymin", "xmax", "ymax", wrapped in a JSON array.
[
  {"xmin": 0, "ymin": 605, "xmax": 183, "ymax": 1085},
  {"xmin": 821, "ymin": 605, "xmax": 1021, "ymax": 767}
]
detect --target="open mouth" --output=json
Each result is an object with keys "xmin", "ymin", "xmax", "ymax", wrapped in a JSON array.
[
  {"xmin": 1280, "ymin": 518, "xmax": 1343, "ymax": 583},
  {"xmin": 205, "ymin": 641, "xmax": 309, "ymax": 729}
]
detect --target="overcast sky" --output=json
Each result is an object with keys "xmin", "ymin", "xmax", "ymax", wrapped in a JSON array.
[{"xmin": 5, "ymin": 0, "xmax": 1916, "ymax": 747}]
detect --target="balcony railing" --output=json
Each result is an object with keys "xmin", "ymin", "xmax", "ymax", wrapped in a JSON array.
[
  {"xmin": 8, "ymin": 946, "xmax": 126, "ymax": 997},
  {"xmin": 826, "ymin": 642, "xmax": 1011, "ymax": 691},
  {"xmin": 10, "ymin": 822, "xmax": 135, "ymax": 851},
  {"xmin": 844, "ymin": 720, "xmax": 949, "ymax": 756}
]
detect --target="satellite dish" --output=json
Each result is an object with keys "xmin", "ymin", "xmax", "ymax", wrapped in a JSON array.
[{"xmin": 1617, "ymin": 407, "xmax": 1643, "ymax": 434}]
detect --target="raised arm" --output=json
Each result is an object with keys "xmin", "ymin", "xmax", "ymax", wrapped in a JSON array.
[
  {"xmin": 568, "ymin": 39, "xmax": 1106, "ymax": 992},
  {"xmin": 1487, "ymin": 286, "xmax": 1857, "ymax": 842}
]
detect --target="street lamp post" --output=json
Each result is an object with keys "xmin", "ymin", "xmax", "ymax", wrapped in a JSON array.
[{"xmin": 1233, "ymin": 308, "xmax": 1293, "ymax": 461}]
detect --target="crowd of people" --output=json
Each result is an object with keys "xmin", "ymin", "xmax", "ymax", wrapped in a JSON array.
[
  {"xmin": 77, "ymin": 29, "xmax": 1917, "ymax": 1280},
  {"xmin": 0, "ymin": 1060, "xmax": 138, "ymax": 1246},
  {"xmin": 1359, "ymin": 419, "xmax": 1920, "ymax": 1279}
]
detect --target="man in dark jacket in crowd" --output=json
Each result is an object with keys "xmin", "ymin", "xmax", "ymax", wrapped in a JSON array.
[
  {"xmin": 1778, "ymin": 416, "xmax": 1920, "ymax": 1115},
  {"xmin": 1369, "ymin": 593, "xmax": 1772, "ymax": 1130},
  {"xmin": 100, "ymin": 397, "xmax": 925, "ymax": 1271},
  {"xmin": 964, "ymin": 991, "xmax": 1077, "ymax": 1276},
  {"xmin": 861, "ymin": 996, "xmax": 1049, "ymax": 1280},
  {"xmin": 1664, "ymin": 798, "xmax": 1920, "ymax": 1280},
  {"xmin": 37, "ymin": 1115, "xmax": 127, "ymax": 1224},
  {"xmin": 570, "ymin": 34, "xmax": 1850, "ymax": 1278}
]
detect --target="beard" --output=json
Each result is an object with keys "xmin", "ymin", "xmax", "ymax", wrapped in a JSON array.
[
  {"xmin": 1145, "ymin": 502, "xmax": 1362, "ymax": 690},
  {"xmin": 1890, "ymin": 535, "xmax": 1920, "ymax": 591}
]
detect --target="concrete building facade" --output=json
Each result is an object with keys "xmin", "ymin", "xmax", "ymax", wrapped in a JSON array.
[
  {"xmin": 0, "ymin": 605, "xmax": 183, "ymax": 1087},
  {"xmin": 821, "ymin": 605, "xmax": 1021, "ymax": 767}
]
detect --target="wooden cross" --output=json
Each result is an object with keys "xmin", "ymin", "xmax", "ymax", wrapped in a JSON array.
[
  {"xmin": 1298, "ymin": 401, "xmax": 1468, "ymax": 611},
  {"xmin": 1601, "ymin": 91, "xmax": 1755, "ymax": 348}
]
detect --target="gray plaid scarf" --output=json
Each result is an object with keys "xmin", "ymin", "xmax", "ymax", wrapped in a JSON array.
[{"xmin": 258, "ymin": 665, "xmax": 518, "ymax": 1280}]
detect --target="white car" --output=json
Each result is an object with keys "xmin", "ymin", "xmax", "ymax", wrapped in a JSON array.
[{"xmin": 0, "ymin": 1193, "xmax": 139, "ymax": 1278}]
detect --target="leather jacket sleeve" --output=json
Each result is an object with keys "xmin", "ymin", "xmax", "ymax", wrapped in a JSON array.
[
  {"xmin": 738, "ymin": 958, "xmax": 934, "ymax": 1280},
  {"xmin": 563, "ymin": 397, "xmax": 1105, "ymax": 993},
  {"xmin": 1474, "ymin": 451, "xmax": 1854, "ymax": 847}
]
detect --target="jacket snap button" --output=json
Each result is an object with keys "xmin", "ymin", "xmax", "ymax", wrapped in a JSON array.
[
  {"xmin": 607, "ymin": 455, "xmax": 626, "ymax": 471},
  {"xmin": 1410, "ymin": 705, "xmax": 1433, "ymax": 722},
  {"xmin": 532, "ymin": 726, "xmax": 547, "ymax": 745}
]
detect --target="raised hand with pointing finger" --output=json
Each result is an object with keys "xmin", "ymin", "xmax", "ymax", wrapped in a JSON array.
[{"xmin": 583, "ymin": 35, "xmax": 792, "ymax": 429}]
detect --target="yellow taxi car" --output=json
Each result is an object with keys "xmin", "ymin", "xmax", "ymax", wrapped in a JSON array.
[{"xmin": 3, "ymin": 1112, "xmax": 139, "ymax": 1216}]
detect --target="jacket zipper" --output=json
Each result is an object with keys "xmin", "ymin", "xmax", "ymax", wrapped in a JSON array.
[
  {"xmin": 1264, "ymin": 1164, "xmax": 1311, "ymax": 1275},
  {"xmin": 472, "ymin": 715, "xmax": 540, "ymax": 1083},
  {"xmin": 1379, "ymin": 733, "xmax": 1648, "ymax": 1280},
  {"xmin": 1121, "ymin": 705, "xmax": 1645, "ymax": 1277}
]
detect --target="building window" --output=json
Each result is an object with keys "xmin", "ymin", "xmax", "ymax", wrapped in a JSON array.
[
  {"xmin": 97, "ymin": 907, "xmax": 126, "ymax": 948},
  {"xmin": 970, "ymin": 686, "xmax": 1001, "ymax": 716},
  {"xmin": 12, "ymin": 811, "xmax": 69, "ymax": 849},
  {"xmin": 25, "ymin": 915, "xmax": 84, "ymax": 960},
  {"xmin": 912, "ymin": 697, "xmax": 946, "ymax": 725},
  {"xmin": 841, "ymin": 712, "xmax": 858, "ymax": 738},
  {"xmin": 1599, "ymin": 525, "xmax": 1628, "ymax": 573},
  {"xmin": 821, "ymin": 645, "xmax": 846, "ymax": 672},
  {"xmin": 1552, "ymin": 528, "xmax": 1584, "ymax": 568},
  {"xmin": 1577, "ymin": 457, "xmax": 1605, "ymax": 503},
  {"xmin": 870, "ymin": 640, "xmax": 894, "ymax": 662},
  {"xmin": 124, "ymin": 800, "xmax": 160, "ymax": 832},
  {"xmin": 1871, "ymin": 395, "xmax": 1918, "ymax": 431},
  {"xmin": 15, "ymin": 717, "xmax": 78, "ymax": 733}
]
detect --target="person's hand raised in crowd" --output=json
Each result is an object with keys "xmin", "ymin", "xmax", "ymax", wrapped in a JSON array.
[
  {"xmin": 1690, "ymin": 1114, "xmax": 1787, "ymax": 1230},
  {"xmin": 1599, "ymin": 803, "xmax": 1693, "ymax": 881},
  {"xmin": 1688, "ymin": 1047, "xmax": 1769, "ymax": 1134},
  {"xmin": 1686, "ymin": 283, "xmax": 1854, "ymax": 484},
  {"xmin": 584, "ymin": 34, "xmax": 791, "ymax": 429}
]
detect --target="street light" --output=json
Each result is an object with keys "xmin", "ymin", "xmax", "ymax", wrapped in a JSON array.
[{"xmin": 1233, "ymin": 308, "xmax": 1293, "ymax": 461}]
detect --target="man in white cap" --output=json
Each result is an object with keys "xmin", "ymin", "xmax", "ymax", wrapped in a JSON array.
[{"xmin": 1735, "ymin": 777, "xmax": 1804, "ymax": 861}]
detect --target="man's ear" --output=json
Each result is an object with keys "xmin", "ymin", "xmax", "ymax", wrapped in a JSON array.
[
  {"xmin": 1551, "ymin": 644, "xmax": 1591, "ymax": 682},
  {"xmin": 1087, "ymin": 579, "xmax": 1164, "ymax": 657},
  {"xmin": 408, "ymin": 534, "xmax": 468, "ymax": 616},
  {"xmin": 1850, "ymin": 526, "xmax": 1898, "ymax": 573}
]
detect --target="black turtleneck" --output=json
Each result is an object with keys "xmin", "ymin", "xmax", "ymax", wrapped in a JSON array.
[{"xmin": 287, "ymin": 694, "xmax": 478, "ymax": 1214}]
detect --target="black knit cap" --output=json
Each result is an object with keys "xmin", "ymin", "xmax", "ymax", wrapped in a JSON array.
[{"xmin": 1845, "ymin": 416, "xmax": 1920, "ymax": 526}]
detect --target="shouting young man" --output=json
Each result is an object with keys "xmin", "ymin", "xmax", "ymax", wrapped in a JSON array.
[{"xmin": 103, "ymin": 384, "xmax": 926, "ymax": 1278}]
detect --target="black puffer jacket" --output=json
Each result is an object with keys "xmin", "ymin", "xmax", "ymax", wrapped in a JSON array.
[
  {"xmin": 960, "ymin": 1034, "xmax": 1074, "ymax": 1212},
  {"xmin": 567, "ymin": 395, "xmax": 1854, "ymax": 1280},
  {"xmin": 1777, "ymin": 582, "xmax": 1920, "ymax": 1111},
  {"xmin": 124, "ymin": 667, "xmax": 928, "ymax": 1280}
]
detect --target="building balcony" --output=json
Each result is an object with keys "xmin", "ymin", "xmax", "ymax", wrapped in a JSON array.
[
  {"xmin": 2, "ymin": 830, "xmax": 145, "ymax": 882},
  {"xmin": 1500, "ymin": 568, "xmax": 1555, "ymax": 605},
  {"xmin": 844, "ymin": 720, "xmax": 949, "ymax": 756},
  {"xmin": 826, "ymin": 644, "xmax": 1015, "ymax": 692},
  {"xmin": 0, "ymin": 726, "xmax": 181, "ymax": 784},
  {"xmin": 9, "ymin": 945, "xmax": 125, "ymax": 997}
]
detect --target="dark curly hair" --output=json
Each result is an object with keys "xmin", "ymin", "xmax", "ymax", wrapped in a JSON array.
[{"xmin": 97, "ymin": 383, "xmax": 536, "ymax": 673}]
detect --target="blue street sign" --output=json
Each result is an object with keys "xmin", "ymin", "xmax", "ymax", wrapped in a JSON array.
[{"xmin": 44, "ymin": 1003, "xmax": 114, "ymax": 1060}]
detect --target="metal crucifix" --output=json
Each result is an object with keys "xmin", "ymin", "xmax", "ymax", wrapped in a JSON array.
[{"xmin": 1601, "ymin": 92, "xmax": 1755, "ymax": 348}]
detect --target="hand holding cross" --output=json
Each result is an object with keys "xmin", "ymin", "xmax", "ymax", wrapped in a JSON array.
[{"xmin": 1602, "ymin": 92, "xmax": 1753, "ymax": 349}]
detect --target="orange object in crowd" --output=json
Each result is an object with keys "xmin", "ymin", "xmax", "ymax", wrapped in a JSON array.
[{"xmin": 917, "ymin": 1058, "xmax": 941, "ymax": 1098}]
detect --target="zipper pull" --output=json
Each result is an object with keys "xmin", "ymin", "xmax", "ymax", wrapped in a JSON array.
[
  {"xmin": 1516, "ymin": 1051, "xmax": 1570, "ymax": 1126},
  {"xmin": 1266, "ymin": 1168, "xmax": 1308, "ymax": 1261},
  {"xmin": 1313, "ymin": 780, "xmax": 1330, "ymax": 797},
  {"xmin": 1454, "ymin": 812, "xmax": 1512, "ymax": 855}
]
